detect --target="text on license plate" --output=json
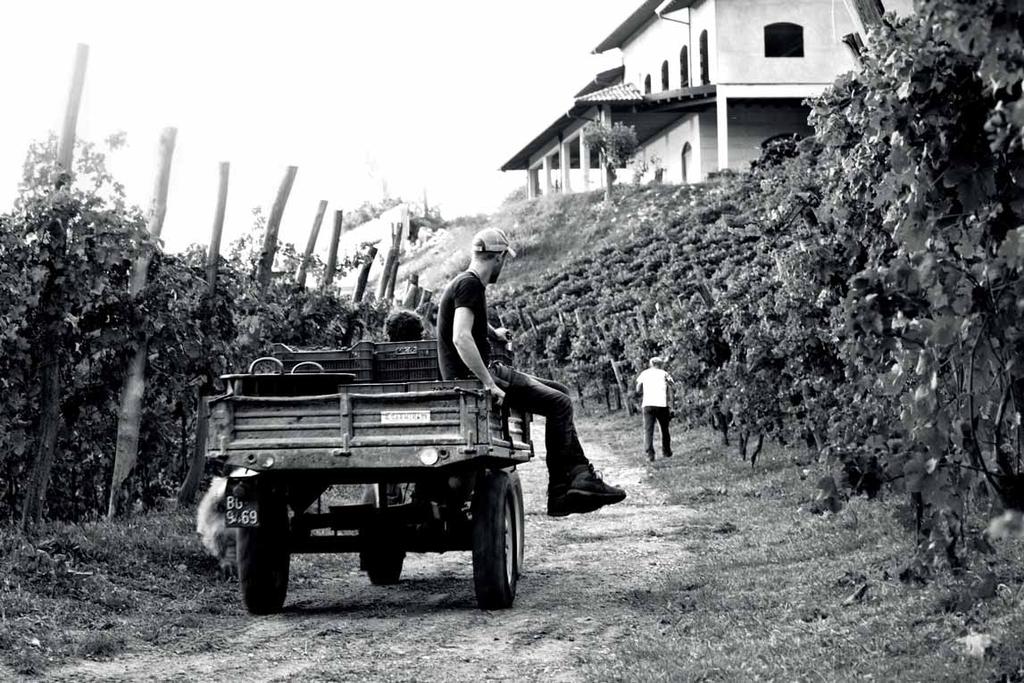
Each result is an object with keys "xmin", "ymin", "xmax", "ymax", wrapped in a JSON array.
[
  {"xmin": 380, "ymin": 410, "xmax": 431, "ymax": 424},
  {"xmin": 225, "ymin": 495, "xmax": 259, "ymax": 527}
]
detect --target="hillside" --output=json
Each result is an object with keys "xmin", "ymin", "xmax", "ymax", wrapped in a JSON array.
[{"xmin": 400, "ymin": 182, "xmax": 698, "ymax": 294}]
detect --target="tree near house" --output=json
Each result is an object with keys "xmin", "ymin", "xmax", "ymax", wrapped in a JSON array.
[{"xmin": 583, "ymin": 121, "xmax": 639, "ymax": 202}]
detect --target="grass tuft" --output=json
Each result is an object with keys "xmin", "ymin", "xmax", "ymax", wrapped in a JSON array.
[
  {"xmin": 580, "ymin": 413, "xmax": 1024, "ymax": 682},
  {"xmin": 0, "ymin": 509, "xmax": 237, "ymax": 675}
]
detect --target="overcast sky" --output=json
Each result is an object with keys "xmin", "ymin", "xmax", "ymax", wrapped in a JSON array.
[{"xmin": 0, "ymin": 1, "xmax": 626, "ymax": 254}]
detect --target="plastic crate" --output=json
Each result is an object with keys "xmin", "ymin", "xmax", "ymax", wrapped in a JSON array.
[
  {"xmin": 374, "ymin": 340, "xmax": 441, "ymax": 382},
  {"xmin": 271, "ymin": 341, "xmax": 375, "ymax": 382}
]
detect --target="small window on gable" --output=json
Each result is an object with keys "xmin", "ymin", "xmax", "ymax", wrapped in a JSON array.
[
  {"xmin": 764, "ymin": 22, "xmax": 804, "ymax": 57},
  {"xmin": 644, "ymin": 74, "xmax": 652, "ymax": 94},
  {"xmin": 661, "ymin": 60, "xmax": 669, "ymax": 91},
  {"xmin": 680, "ymin": 46, "xmax": 689, "ymax": 88}
]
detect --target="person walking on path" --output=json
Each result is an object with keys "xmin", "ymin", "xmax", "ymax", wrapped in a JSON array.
[
  {"xmin": 436, "ymin": 227, "xmax": 627, "ymax": 517},
  {"xmin": 635, "ymin": 356, "xmax": 674, "ymax": 461}
]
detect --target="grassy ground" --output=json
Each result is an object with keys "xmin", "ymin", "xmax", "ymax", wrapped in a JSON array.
[
  {"xmin": 578, "ymin": 413, "xmax": 1024, "ymax": 682},
  {"xmin": 0, "ymin": 511, "xmax": 236, "ymax": 677},
  {"xmin": 3, "ymin": 415, "xmax": 1022, "ymax": 680}
]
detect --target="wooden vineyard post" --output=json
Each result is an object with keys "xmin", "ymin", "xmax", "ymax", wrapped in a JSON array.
[
  {"xmin": 353, "ymin": 245, "xmax": 378, "ymax": 302},
  {"xmin": 205, "ymin": 162, "xmax": 229, "ymax": 292},
  {"xmin": 21, "ymin": 43, "xmax": 89, "ymax": 530},
  {"xmin": 57, "ymin": 44, "xmax": 89, "ymax": 173},
  {"xmin": 384, "ymin": 244, "xmax": 401, "ymax": 301},
  {"xmin": 109, "ymin": 127, "xmax": 177, "ymax": 519},
  {"xmin": 609, "ymin": 359, "xmax": 633, "ymax": 415},
  {"xmin": 581, "ymin": 310, "xmax": 633, "ymax": 416},
  {"xmin": 377, "ymin": 220, "xmax": 404, "ymax": 302},
  {"xmin": 297, "ymin": 200, "xmax": 328, "ymax": 288},
  {"xmin": 636, "ymin": 310, "xmax": 649, "ymax": 339},
  {"xmin": 322, "ymin": 209, "xmax": 344, "ymax": 289},
  {"xmin": 178, "ymin": 161, "xmax": 230, "ymax": 507},
  {"xmin": 402, "ymin": 274, "xmax": 421, "ymax": 309},
  {"xmin": 416, "ymin": 287, "xmax": 433, "ymax": 310},
  {"xmin": 256, "ymin": 165, "xmax": 298, "ymax": 294}
]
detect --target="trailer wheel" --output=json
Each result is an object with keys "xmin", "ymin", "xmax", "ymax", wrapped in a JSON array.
[
  {"xmin": 510, "ymin": 471, "xmax": 525, "ymax": 577},
  {"xmin": 362, "ymin": 546, "xmax": 406, "ymax": 585},
  {"xmin": 472, "ymin": 470, "xmax": 518, "ymax": 609},
  {"xmin": 237, "ymin": 494, "xmax": 290, "ymax": 615}
]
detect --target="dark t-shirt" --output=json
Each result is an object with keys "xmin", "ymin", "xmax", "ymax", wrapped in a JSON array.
[{"xmin": 437, "ymin": 271, "xmax": 490, "ymax": 380}]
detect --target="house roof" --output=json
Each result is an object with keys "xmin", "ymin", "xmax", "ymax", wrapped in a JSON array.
[
  {"xmin": 659, "ymin": 0, "xmax": 697, "ymax": 12},
  {"xmin": 499, "ymin": 84, "xmax": 718, "ymax": 172},
  {"xmin": 574, "ymin": 65, "xmax": 625, "ymax": 98},
  {"xmin": 593, "ymin": 0, "xmax": 663, "ymax": 54},
  {"xmin": 500, "ymin": 108, "xmax": 582, "ymax": 172},
  {"xmin": 576, "ymin": 82, "xmax": 644, "ymax": 104}
]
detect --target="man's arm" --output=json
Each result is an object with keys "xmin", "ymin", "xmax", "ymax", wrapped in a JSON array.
[
  {"xmin": 487, "ymin": 323, "xmax": 509, "ymax": 343},
  {"xmin": 453, "ymin": 307, "xmax": 505, "ymax": 403}
]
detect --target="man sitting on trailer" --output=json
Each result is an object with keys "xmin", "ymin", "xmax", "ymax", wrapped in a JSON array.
[{"xmin": 437, "ymin": 228, "xmax": 627, "ymax": 517}]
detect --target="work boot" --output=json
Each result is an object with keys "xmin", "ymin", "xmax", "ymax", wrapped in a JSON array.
[{"xmin": 546, "ymin": 477, "xmax": 615, "ymax": 517}]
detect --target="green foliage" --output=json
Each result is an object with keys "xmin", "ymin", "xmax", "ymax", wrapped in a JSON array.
[
  {"xmin": 492, "ymin": 0, "xmax": 1024, "ymax": 567},
  {"xmin": 0, "ymin": 138, "xmax": 387, "ymax": 522},
  {"xmin": 583, "ymin": 122, "xmax": 640, "ymax": 171}
]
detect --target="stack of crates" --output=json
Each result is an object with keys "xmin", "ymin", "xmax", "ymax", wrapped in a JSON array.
[
  {"xmin": 267, "ymin": 338, "xmax": 514, "ymax": 383},
  {"xmin": 269, "ymin": 341, "xmax": 375, "ymax": 382},
  {"xmin": 374, "ymin": 340, "xmax": 441, "ymax": 382}
]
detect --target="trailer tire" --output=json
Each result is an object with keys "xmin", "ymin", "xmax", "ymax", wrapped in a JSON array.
[
  {"xmin": 509, "ymin": 471, "xmax": 525, "ymax": 577},
  {"xmin": 237, "ymin": 494, "xmax": 290, "ymax": 615},
  {"xmin": 472, "ymin": 469, "xmax": 518, "ymax": 609}
]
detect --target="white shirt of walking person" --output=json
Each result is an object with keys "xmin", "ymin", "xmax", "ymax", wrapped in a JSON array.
[{"xmin": 636, "ymin": 359, "xmax": 673, "ymax": 407}]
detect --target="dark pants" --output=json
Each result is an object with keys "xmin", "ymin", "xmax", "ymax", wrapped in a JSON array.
[
  {"xmin": 643, "ymin": 406, "xmax": 672, "ymax": 457},
  {"xmin": 490, "ymin": 364, "xmax": 588, "ymax": 482}
]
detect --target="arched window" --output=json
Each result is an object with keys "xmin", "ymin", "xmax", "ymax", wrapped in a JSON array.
[
  {"xmin": 681, "ymin": 142, "xmax": 692, "ymax": 184},
  {"xmin": 699, "ymin": 30, "xmax": 709, "ymax": 85},
  {"xmin": 644, "ymin": 74, "xmax": 652, "ymax": 94},
  {"xmin": 764, "ymin": 22, "xmax": 804, "ymax": 57},
  {"xmin": 661, "ymin": 60, "xmax": 670, "ymax": 91},
  {"xmin": 680, "ymin": 46, "xmax": 689, "ymax": 88}
]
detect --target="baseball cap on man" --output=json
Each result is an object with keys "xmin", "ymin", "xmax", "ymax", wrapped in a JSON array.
[{"xmin": 472, "ymin": 228, "xmax": 517, "ymax": 257}]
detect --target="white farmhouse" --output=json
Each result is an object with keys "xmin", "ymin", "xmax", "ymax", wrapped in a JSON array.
[{"xmin": 501, "ymin": 0, "xmax": 912, "ymax": 196}]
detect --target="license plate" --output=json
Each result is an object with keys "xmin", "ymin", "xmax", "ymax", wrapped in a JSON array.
[
  {"xmin": 380, "ymin": 410, "xmax": 431, "ymax": 424},
  {"xmin": 225, "ymin": 495, "xmax": 259, "ymax": 527}
]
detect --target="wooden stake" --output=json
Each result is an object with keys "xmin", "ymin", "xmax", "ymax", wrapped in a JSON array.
[
  {"xmin": 205, "ymin": 162, "xmax": 229, "ymax": 293},
  {"xmin": 322, "ymin": 209, "xmax": 343, "ymax": 289},
  {"xmin": 109, "ymin": 127, "xmax": 177, "ymax": 519},
  {"xmin": 296, "ymin": 200, "xmax": 327, "ymax": 288},
  {"xmin": 609, "ymin": 359, "xmax": 634, "ymax": 416},
  {"xmin": 57, "ymin": 44, "xmax": 89, "ymax": 174},
  {"xmin": 21, "ymin": 43, "xmax": 90, "ymax": 529},
  {"xmin": 416, "ymin": 287, "xmax": 432, "ymax": 309},
  {"xmin": 256, "ymin": 165, "xmax": 297, "ymax": 294},
  {"xmin": 353, "ymin": 245, "xmax": 378, "ymax": 302},
  {"xmin": 402, "ymin": 284, "xmax": 422, "ymax": 310},
  {"xmin": 377, "ymin": 221, "xmax": 403, "ymax": 301},
  {"xmin": 384, "ymin": 246, "xmax": 401, "ymax": 301},
  {"xmin": 179, "ymin": 160, "xmax": 229, "ymax": 506}
]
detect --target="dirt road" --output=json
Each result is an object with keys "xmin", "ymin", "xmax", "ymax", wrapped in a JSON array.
[{"xmin": 52, "ymin": 420, "xmax": 696, "ymax": 682}]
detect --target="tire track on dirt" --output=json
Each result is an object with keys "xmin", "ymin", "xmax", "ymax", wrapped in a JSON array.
[{"xmin": 50, "ymin": 418, "xmax": 697, "ymax": 682}]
